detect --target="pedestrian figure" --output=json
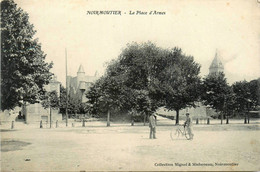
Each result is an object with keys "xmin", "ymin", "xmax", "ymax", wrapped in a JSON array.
[
  {"xmin": 184, "ymin": 113, "xmax": 194, "ymax": 140},
  {"xmin": 40, "ymin": 120, "xmax": 43, "ymax": 128},
  {"xmin": 149, "ymin": 113, "xmax": 156, "ymax": 139}
]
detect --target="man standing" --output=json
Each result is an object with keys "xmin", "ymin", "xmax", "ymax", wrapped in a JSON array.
[
  {"xmin": 184, "ymin": 113, "xmax": 194, "ymax": 140},
  {"xmin": 149, "ymin": 113, "xmax": 157, "ymax": 139}
]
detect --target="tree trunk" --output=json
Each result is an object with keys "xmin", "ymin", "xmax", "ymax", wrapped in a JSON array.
[
  {"xmin": 24, "ymin": 102, "xmax": 28, "ymax": 124},
  {"xmin": 221, "ymin": 112, "xmax": 223, "ymax": 125},
  {"xmin": 50, "ymin": 107, "xmax": 52, "ymax": 128},
  {"xmin": 247, "ymin": 111, "xmax": 250, "ymax": 124},
  {"xmin": 143, "ymin": 113, "xmax": 146, "ymax": 126},
  {"xmin": 65, "ymin": 108, "xmax": 68, "ymax": 127},
  {"xmin": 131, "ymin": 114, "xmax": 134, "ymax": 126},
  {"xmin": 222, "ymin": 97, "xmax": 225, "ymax": 125},
  {"xmin": 82, "ymin": 119, "xmax": 85, "ymax": 127},
  {"xmin": 226, "ymin": 116, "xmax": 229, "ymax": 124},
  {"xmin": 175, "ymin": 110, "xmax": 179, "ymax": 125},
  {"xmin": 107, "ymin": 109, "xmax": 110, "ymax": 127}
]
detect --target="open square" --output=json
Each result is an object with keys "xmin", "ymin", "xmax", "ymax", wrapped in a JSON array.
[
  {"xmin": 1, "ymin": 118, "xmax": 259, "ymax": 171},
  {"xmin": 1, "ymin": 0, "xmax": 260, "ymax": 171}
]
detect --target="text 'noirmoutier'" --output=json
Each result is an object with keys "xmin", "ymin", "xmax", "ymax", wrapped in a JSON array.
[{"xmin": 86, "ymin": 10, "xmax": 166, "ymax": 16}]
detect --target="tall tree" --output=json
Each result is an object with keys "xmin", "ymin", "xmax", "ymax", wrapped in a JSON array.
[
  {"xmin": 1, "ymin": 0, "xmax": 53, "ymax": 110},
  {"xmin": 112, "ymin": 42, "xmax": 165, "ymax": 120},
  {"xmin": 202, "ymin": 73, "xmax": 232, "ymax": 123},
  {"xmin": 86, "ymin": 42, "xmax": 202, "ymax": 125},
  {"xmin": 248, "ymin": 79, "xmax": 260, "ymax": 110},
  {"xmin": 232, "ymin": 79, "xmax": 259, "ymax": 116},
  {"xmin": 86, "ymin": 75, "xmax": 133, "ymax": 126},
  {"xmin": 153, "ymin": 48, "xmax": 202, "ymax": 124}
]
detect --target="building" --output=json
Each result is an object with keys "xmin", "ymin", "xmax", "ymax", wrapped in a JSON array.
[
  {"xmin": 209, "ymin": 50, "xmax": 224, "ymax": 75},
  {"xmin": 67, "ymin": 65, "xmax": 99, "ymax": 103},
  {"xmin": 44, "ymin": 75, "xmax": 61, "ymax": 97},
  {"xmin": 0, "ymin": 76, "xmax": 62, "ymax": 124}
]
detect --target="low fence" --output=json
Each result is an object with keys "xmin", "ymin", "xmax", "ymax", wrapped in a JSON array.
[
  {"xmin": 0, "ymin": 118, "xmax": 107, "ymax": 130},
  {"xmin": 191, "ymin": 117, "xmax": 260, "ymax": 125},
  {"xmin": 1, "ymin": 118, "xmax": 260, "ymax": 130}
]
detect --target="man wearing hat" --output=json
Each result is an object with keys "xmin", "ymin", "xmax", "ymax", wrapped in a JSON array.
[{"xmin": 184, "ymin": 113, "xmax": 194, "ymax": 140}]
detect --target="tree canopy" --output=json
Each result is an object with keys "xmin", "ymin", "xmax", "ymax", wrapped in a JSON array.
[
  {"xmin": 87, "ymin": 42, "xmax": 259, "ymax": 123},
  {"xmin": 59, "ymin": 85, "xmax": 91, "ymax": 117},
  {"xmin": 86, "ymin": 42, "xmax": 202, "ymax": 124},
  {"xmin": 201, "ymin": 72, "xmax": 234, "ymax": 120},
  {"xmin": 232, "ymin": 79, "xmax": 260, "ymax": 114},
  {"xmin": 41, "ymin": 91, "xmax": 60, "ymax": 109},
  {"xmin": 153, "ymin": 48, "xmax": 201, "ymax": 124},
  {"xmin": 1, "ymin": 0, "xmax": 53, "ymax": 110}
]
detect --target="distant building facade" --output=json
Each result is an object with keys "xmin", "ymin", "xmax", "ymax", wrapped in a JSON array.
[
  {"xmin": 22, "ymin": 76, "xmax": 62, "ymax": 124},
  {"xmin": 67, "ymin": 65, "xmax": 99, "ymax": 103},
  {"xmin": 44, "ymin": 75, "xmax": 61, "ymax": 97}
]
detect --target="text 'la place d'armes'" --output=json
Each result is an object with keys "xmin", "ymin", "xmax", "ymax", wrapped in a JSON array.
[{"xmin": 86, "ymin": 10, "xmax": 166, "ymax": 15}]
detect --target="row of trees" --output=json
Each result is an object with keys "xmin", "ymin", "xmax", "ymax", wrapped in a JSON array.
[
  {"xmin": 1, "ymin": 0, "xmax": 259, "ymax": 126},
  {"xmin": 85, "ymin": 42, "xmax": 259, "ymax": 125},
  {"xmin": 202, "ymin": 73, "xmax": 259, "ymax": 123},
  {"xmin": 86, "ymin": 43, "xmax": 198, "ymax": 124}
]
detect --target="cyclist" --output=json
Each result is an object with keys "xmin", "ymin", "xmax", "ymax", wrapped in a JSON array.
[{"xmin": 184, "ymin": 113, "xmax": 194, "ymax": 140}]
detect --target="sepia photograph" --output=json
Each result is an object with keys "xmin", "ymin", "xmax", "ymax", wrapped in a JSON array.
[{"xmin": 1, "ymin": 0, "xmax": 260, "ymax": 171}]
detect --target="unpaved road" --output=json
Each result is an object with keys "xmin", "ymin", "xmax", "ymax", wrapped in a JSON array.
[{"xmin": 1, "ymin": 121, "xmax": 259, "ymax": 171}]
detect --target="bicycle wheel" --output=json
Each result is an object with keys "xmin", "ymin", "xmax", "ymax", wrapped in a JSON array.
[
  {"xmin": 170, "ymin": 128, "xmax": 180, "ymax": 140},
  {"xmin": 184, "ymin": 127, "xmax": 191, "ymax": 140}
]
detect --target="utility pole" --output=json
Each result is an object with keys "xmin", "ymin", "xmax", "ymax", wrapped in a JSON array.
[{"xmin": 65, "ymin": 48, "xmax": 68, "ymax": 127}]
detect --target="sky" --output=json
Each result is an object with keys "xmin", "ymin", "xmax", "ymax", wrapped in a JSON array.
[{"xmin": 16, "ymin": 0, "xmax": 260, "ymax": 86}]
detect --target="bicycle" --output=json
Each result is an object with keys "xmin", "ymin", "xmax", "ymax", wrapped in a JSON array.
[{"xmin": 170, "ymin": 124, "xmax": 191, "ymax": 140}]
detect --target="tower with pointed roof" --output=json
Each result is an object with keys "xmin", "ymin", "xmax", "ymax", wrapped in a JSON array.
[
  {"xmin": 67, "ymin": 65, "xmax": 99, "ymax": 103},
  {"xmin": 209, "ymin": 50, "xmax": 224, "ymax": 75}
]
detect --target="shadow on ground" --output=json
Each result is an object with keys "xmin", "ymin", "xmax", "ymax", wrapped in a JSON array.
[
  {"xmin": 1, "ymin": 140, "xmax": 31, "ymax": 152},
  {"xmin": 0, "ymin": 129, "xmax": 18, "ymax": 132}
]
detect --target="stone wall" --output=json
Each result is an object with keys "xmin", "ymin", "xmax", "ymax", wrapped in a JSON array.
[{"xmin": 24, "ymin": 103, "xmax": 62, "ymax": 124}]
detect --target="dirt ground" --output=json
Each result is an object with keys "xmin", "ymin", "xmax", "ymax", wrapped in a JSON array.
[{"xmin": 0, "ymin": 119, "xmax": 260, "ymax": 171}]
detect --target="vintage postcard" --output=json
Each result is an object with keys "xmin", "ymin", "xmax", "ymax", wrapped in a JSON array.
[{"xmin": 1, "ymin": 0, "xmax": 259, "ymax": 171}]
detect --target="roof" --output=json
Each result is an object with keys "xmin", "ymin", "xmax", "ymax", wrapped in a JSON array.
[
  {"xmin": 209, "ymin": 51, "xmax": 224, "ymax": 70},
  {"xmin": 77, "ymin": 64, "xmax": 85, "ymax": 73}
]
